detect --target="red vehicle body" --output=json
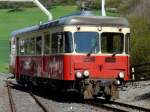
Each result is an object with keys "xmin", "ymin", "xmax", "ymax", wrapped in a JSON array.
[{"xmin": 10, "ymin": 11, "xmax": 131, "ymax": 100}]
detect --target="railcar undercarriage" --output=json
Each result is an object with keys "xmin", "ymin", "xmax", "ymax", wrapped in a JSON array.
[
  {"xmin": 17, "ymin": 75, "xmax": 119, "ymax": 100},
  {"xmin": 76, "ymin": 79, "xmax": 119, "ymax": 100}
]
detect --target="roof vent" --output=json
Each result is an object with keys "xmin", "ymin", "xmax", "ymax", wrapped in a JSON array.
[{"xmin": 81, "ymin": 11, "xmax": 95, "ymax": 16}]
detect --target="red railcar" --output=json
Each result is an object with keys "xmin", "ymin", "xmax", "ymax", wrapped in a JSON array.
[{"xmin": 9, "ymin": 11, "xmax": 131, "ymax": 100}]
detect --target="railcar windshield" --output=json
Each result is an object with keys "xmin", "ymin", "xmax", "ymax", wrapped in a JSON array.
[
  {"xmin": 74, "ymin": 32, "xmax": 99, "ymax": 53},
  {"xmin": 101, "ymin": 33, "xmax": 124, "ymax": 54}
]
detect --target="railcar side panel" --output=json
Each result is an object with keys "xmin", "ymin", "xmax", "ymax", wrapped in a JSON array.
[
  {"xmin": 18, "ymin": 56, "xmax": 43, "ymax": 77},
  {"xmin": 16, "ymin": 55, "xmax": 130, "ymax": 81},
  {"xmin": 43, "ymin": 56, "xmax": 63, "ymax": 80}
]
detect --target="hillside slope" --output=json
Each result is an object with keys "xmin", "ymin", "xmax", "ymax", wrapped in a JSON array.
[{"xmin": 0, "ymin": 6, "xmax": 78, "ymax": 72}]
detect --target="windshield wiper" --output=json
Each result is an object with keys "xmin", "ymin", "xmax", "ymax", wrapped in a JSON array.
[
  {"xmin": 87, "ymin": 51, "xmax": 92, "ymax": 56},
  {"xmin": 112, "ymin": 50, "xmax": 120, "ymax": 57},
  {"xmin": 87, "ymin": 42, "xmax": 98, "ymax": 56},
  {"xmin": 112, "ymin": 51, "xmax": 118, "ymax": 57}
]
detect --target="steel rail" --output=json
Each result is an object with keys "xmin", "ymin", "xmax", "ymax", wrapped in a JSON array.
[
  {"xmin": 86, "ymin": 98, "xmax": 150, "ymax": 112},
  {"xmin": 110, "ymin": 100, "xmax": 150, "ymax": 112},
  {"xmin": 29, "ymin": 92, "xmax": 49, "ymax": 112},
  {"xmin": 85, "ymin": 100, "xmax": 128, "ymax": 112},
  {"xmin": 6, "ymin": 80, "xmax": 50, "ymax": 112},
  {"xmin": 125, "ymin": 78, "xmax": 150, "ymax": 83},
  {"xmin": 6, "ymin": 81, "xmax": 16, "ymax": 112}
]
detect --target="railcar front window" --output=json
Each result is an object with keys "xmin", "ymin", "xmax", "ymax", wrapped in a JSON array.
[
  {"xmin": 74, "ymin": 32, "xmax": 99, "ymax": 53},
  {"xmin": 101, "ymin": 33, "xmax": 124, "ymax": 54}
]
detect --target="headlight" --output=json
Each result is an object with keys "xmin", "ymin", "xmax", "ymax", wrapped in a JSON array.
[
  {"xmin": 118, "ymin": 72, "xmax": 125, "ymax": 79},
  {"xmin": 75, "ymin": 72, "xmax": 82, "ymax": 78},
  {"xmin": 115, "ymin": 80, "xmax": 120, "ymax": 85},
  {"xmin": 83, "ymin": 70, "xmax": 90, "ymax": 78}
]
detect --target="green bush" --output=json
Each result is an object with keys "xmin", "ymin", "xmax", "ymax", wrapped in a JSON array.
[{"xmin": 129, "ymin": 16, "xmax": 150, "ymax": 64}]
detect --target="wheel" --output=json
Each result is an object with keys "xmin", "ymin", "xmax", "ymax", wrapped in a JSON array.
[
  {"xmin": 104, "ymin": 94, "xmax": 111, "ymax": 101},
  {"xmin": 17, "ymin": 76, "xmax": 26, "ymax": 86}
]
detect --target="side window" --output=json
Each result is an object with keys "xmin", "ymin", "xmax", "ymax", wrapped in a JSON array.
[
  {"xmin": 29, "ymin": 38, "xmax": 35, "ymax": 55},
  {"xmin": 52, "ymin": 32, "xmax": 64, "ymax": 53},
  {"xmin": 36, "ymin": 36, "xmax": 42, "ymax": 55},
  {"xmin": 24, "ymin": 38, "xmax": 35, "ymax": 55},
  {"xmin": 58, "ymin": 33, "xmax": 63, "ymax": 53},
  {"xmin": 64, "ymin": 32, "xmax": 73, "ymax": 53},
  {"xmin": 44, "ymin": 34, "xmax": 50, "ymax": 54},
  {"xmin": 19, "ymin": 39, "xmax": 25, "ymax": 55},
  {"xmin": 25, "ymin": 39, "xmax": 29, "ymax": 55},
  {"xmin": 51, "ymin": 33, "xmax": 58, "ymax": 53},
  {"xmin": 125, "ymin": 33, "xmax": 130, "ymax": 54},
  {"xmin": 16, "ymin": 38, "xmax": 19, "ymax": 55},
  {"xmin": 24, "ymin": 39, "xmax": 29, "ymax": 54}
]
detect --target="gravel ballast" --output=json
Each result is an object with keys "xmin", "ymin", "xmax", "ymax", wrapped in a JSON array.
[
  {"xmin": 0, "ymin": 73, "xmax": 150, "ymax": 112},
  {"xmin": 117, "ymin": 81, "xmax": 150, "ymax": 109},
  {"xmin": 0, "ymin": 73, "xmax": 11, "ymax": 112}
]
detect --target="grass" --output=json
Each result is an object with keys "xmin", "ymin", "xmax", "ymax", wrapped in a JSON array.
[
  {"xmin": 0, "ymin": 6, "xmax": 78, "ymax": 73},
  {"xmin": 0, "ymin": 6, "xmax": 78, "ymax": 40},
  {"xmin": 0, "ymin": 63, "xmax": 8, "ymax": 73},
  {"xmin": 0, "ymin": 5, "xmax": 118, "ymax": 73}
]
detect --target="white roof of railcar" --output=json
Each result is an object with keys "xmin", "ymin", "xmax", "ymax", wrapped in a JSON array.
[{"xmin": 11, "ymin": 11, "xmax": 129, "ymax": 37}]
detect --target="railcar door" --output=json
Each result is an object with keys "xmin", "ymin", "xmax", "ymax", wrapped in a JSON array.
[
  {"xmin": 9, "ymin": 37, "xmax": 20, "ymax": 79},
  {"xmin": 10, "ymin": 37, "xmax": 16, "ymax": 74}
]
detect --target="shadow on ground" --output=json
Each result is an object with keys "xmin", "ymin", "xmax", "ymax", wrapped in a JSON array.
[
  {"xmin": 9, "ymin": 81, "xmax": 84, "ymax": 103},
  {"xmin": 134, "ymin": 92, "xmax": 150, "ymax": 101}
]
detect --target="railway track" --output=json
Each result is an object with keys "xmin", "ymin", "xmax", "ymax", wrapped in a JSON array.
[
  {"xmin": 85, "ymin": 98, "xmax": 150, "ymax": 112},
  {"xmin": 85, "ymin": 100, "xmax": 127, "ymax": 112},
  {"xmin": 6, "ymin": 80, "xmax": 50, "ymax": 112},
  {"xmin": 29, "ymin": 92, "xmax": 49, "ymax": 112},
  {"xmin": 126, "ymin": 78, "xmax": 150, "ymax": 83},
  {"xmin": 123, "ymin": 79, "xmax": 150, "ymax": 89},
  {"xmin": 6, "ymin": 79, "xmax": 150, "ymax": 112},
  {"xmin": 109, "ymin": 100, "xmax": 150, "ymax": 112},
  {"xmin": 6, "ymin": 81, "xmax": 16, "ymax": 112}
]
